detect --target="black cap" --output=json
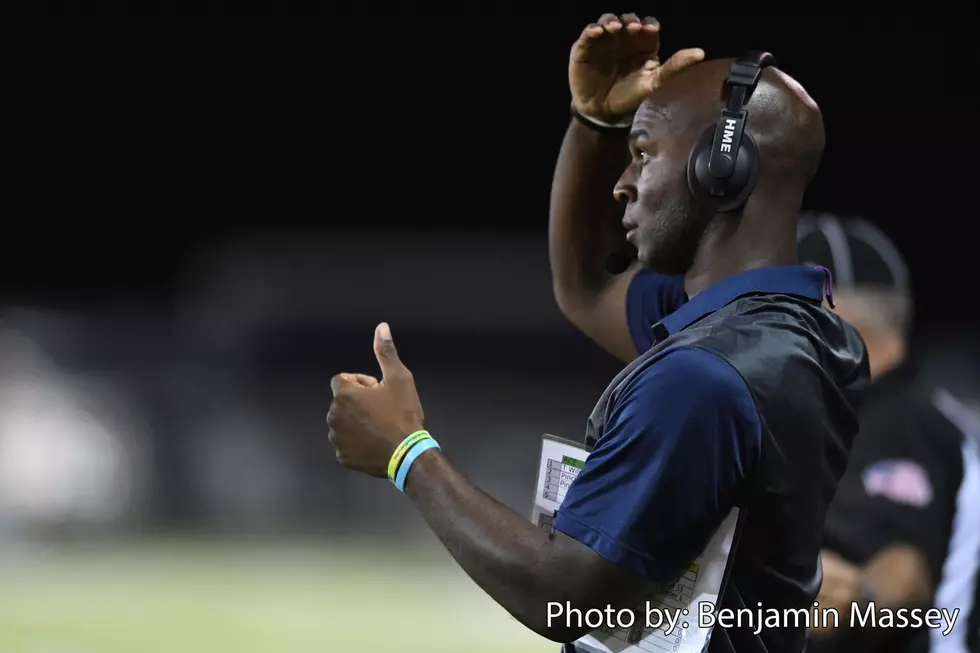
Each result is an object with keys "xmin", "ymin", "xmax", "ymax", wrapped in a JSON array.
[{"xmin": 797, "ymin": 212, "xmax": 909, "ymax": 291}]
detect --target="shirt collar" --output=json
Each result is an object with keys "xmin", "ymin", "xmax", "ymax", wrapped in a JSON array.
[{"xmin": 660, "ymin": 265, "xmax": 832, "ymax": 336}]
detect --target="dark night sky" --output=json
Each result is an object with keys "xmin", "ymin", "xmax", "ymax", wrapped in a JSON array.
[{"xmin": 1, "ymin": 8, "xmax": 973, "ymax": 327}]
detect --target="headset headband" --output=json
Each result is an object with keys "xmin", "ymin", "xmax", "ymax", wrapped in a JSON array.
[{"xmin": 705, "ymin": 51, "xmax": 776, "ymax": 188}]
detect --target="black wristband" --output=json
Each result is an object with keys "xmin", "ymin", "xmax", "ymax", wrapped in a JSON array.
[{"xmin": 570, "ymin": 102, "xmax": 632, "ymax": 132}]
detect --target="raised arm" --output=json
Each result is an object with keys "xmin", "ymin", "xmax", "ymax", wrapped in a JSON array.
[
  {"xmin": 549, "ymin": 117, "xmax": 639, "ymax": 362},
  {"xmin": 549, "ymin": 13, "xmax": 703, "ymax": 362}
]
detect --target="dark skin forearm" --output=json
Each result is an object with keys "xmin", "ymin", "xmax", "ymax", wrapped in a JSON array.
[
  {"xmin": 863, "ymin": 545, "xmax": 932, "ymax": 609},
  {"xmin": 853, "ymin": 546, "xmax": 933, "ymax": 646},
  {"xmin": 404, "ymin": 449, "xmax": 649, "ymax": 642},
  {"xmin": 548, "ymin": 119, "xmax": 632, "ymax": 308},
  {"xmin": 812, "ymin": 545, "xmax": 933, "ymax": 642}
]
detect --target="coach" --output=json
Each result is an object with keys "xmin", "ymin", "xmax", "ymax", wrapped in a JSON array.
[{"xmin": 325, "ymin": 13, "xmax": 869, "ymax": 653}]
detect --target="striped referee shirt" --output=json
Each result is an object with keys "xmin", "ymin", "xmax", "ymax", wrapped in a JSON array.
[{"xmin": 817, "ymin": 365, "xmax": 980, "ymax": 653}]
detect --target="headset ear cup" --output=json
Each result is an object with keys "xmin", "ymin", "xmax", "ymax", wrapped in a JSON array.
[
  {"xmin": 718, "ymin": 131, "xmax": 759, "ymax": 212},
  {"xmin": 687, "ymin": 127, "xmax": 718, "ymax": 206},
  {"xmin": 686, "ymin": 128, "xmax": 761, "ymax": 212}
]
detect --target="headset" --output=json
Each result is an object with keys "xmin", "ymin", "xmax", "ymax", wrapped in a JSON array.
[{"xmin": 687, "ymin": 51, "xmax": 776, "ymax": 213}]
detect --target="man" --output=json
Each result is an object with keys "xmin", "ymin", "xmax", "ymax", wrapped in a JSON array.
[
  {"xmin": 798, "ymin": 213, "xmax": 980, "ymax": 653},
  {"xmin": 325, "ymin": 13, "xmax": 868, "ymax": 653}
]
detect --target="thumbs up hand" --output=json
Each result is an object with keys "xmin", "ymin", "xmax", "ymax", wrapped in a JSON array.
[{"xmin": 327, "ymin": 323, "xmax": 426, "ymax": 478}]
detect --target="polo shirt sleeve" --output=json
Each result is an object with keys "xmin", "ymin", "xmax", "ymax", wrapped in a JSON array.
[
  {"xmin": 553, "ymin": 346, "xmax": 762, "ymax": 583},
  {"xmin": 625, "ymin": 269, "xmax": 687, "ymax": 354}
]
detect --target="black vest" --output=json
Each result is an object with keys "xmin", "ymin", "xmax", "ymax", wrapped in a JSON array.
[{"xmin": 578, "ymin": 290, "xmax": 869, "ymax": 653}]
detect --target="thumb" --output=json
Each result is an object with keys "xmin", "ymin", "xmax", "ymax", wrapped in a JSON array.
[
  {"xmin": 651, "ymin": 48, "xmax": 705, "ymax": 86},
  {"xmin": 373, "ymin": 322, "xmax": 406, "ymax": 380}
]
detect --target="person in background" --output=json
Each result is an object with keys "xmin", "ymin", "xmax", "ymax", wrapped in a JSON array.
[{"xmin": 798, "ymin": 212, "xmax": 980, "ymax": 653}]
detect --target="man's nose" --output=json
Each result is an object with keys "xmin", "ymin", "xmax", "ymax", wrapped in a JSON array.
[
  {"xmin": 613, "ymin": 162, "xmax": 638, "ymax": 203},
  {"xmin": 613, "ymin": 186, "xmax": 634, "ymax": 203},
  {"xmin": 613, "ymin": 173, "xmax": 636, "ymax": 203}
]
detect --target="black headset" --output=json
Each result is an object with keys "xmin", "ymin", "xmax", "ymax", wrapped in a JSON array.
[{"xmin": 687, "ymin": 51, "xmax": 776, "ymax": 212}]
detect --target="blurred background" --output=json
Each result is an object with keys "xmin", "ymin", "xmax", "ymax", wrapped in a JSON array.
[{"xmin": 0, "ymin": 7, "xmax": 976, "ymax": 653}]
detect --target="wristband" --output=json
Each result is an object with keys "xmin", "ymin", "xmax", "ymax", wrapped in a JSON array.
[
  {"xmin": 387, "ymin": 430, "xmax": 432, "ymax": 483},
  {"xmin": 394, "ymin": 437, "xmax": 440, "ymax": 492},
  {"xmin": 570, "ymin": 102, "xmax": 633, "ymax": 131}
]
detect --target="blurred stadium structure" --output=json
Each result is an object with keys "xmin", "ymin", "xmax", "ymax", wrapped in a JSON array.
[{"xmin": 1, "ymin": 232, "xmax": 629, "ymax": 535}]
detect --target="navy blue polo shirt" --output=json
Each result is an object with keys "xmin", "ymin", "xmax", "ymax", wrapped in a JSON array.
[{"xmin": 554, "ymin": 265, "xmax": 829, "ymax": 583}]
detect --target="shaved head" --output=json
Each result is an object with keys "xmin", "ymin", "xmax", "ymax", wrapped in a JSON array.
[
  {"xmin": 616, "ymin": 58, "xmax": 825, "ymax": 278},
  {"xmin": 650, "ymin": 58, "xmax": 824, "ymax": 189}
]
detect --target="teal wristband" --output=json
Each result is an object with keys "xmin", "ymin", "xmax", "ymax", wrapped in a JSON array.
[{"xmin": 394, "ymin": 437, "xmax": 440, "ymax": 492}]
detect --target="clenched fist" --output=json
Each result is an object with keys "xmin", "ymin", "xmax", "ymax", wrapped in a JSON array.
[{"xmin": 570, "ymin": 13, "xmax": 705, "ymax": 123}]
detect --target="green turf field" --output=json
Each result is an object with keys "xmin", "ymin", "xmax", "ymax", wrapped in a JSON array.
[{"xmin": 0, "ymin": 539, "xmax": 556, "ymax": 653}]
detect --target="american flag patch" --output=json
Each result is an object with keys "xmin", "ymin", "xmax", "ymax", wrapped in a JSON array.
[{"xmin": 861, "ymin": 459, "xmax": 933, "ymax": 508}]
